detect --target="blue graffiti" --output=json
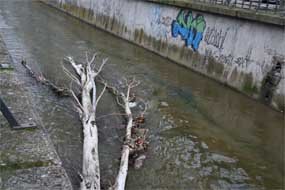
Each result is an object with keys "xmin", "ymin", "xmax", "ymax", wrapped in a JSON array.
[{"xmin": 172, "ymin": 10, "xmax": 206, "ymax": 51}]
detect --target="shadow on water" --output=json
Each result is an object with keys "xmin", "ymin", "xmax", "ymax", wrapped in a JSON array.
[{"xmin": 0, "ymin": 1, "xmax": 284, "ymax": 189}]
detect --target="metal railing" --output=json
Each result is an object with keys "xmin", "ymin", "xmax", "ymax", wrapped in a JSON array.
[
  {"xmin": 189, "ymin": 0, "xmax": 284, "ymax": 14},
  {"xmin": 0, "ymin": 97, "xmax": 37, "ymax": 130}
]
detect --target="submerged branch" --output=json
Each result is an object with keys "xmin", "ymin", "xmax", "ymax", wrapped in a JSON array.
[{"xmin": 21, "ymin": 60, "xmax": 69, "ymax": 96}]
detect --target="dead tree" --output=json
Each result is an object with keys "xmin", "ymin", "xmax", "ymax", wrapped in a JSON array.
[
  {"xmin": 112, "ymin": 78, "xmax": 139, "ymax": 190},
  {"xmin": 64, "ymin": 52, "xmax": 148, "ymax": 190},
  {"xmin": 63, "ymin": 53, "xmax": 107, "ymax": 190},
  {"xmin": 100, "ymin": 78, "xmax": 148, "ymax": 190}
]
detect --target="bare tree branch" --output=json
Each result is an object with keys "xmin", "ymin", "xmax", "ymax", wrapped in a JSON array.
[
  {"xmin": 62, "ymin": 64, "xmax": 81, "ymax": 87},
  {"xmin": 64, "ymin": 53, "xmax": 148, "ymax": 190},
  {"xmin": 70, "ymin": 88, "xmax": 83, "ymax": 112},
  {"xmin": 96, "ymin": 83, "xmax": 107, "ymax": 108},
  {"xmin": 64, "ymin": 56, "xmax": 83, "ymax": 76},
  {"xmin": 96, "ymin": 112, "xmax": 127, "ymax": 120},
  {"xmin": 64, "ymin": 53, "xmax": 107, "ymax": 190},
  {"xmin": 94, "ymin": 58, "xmax": 108, "ymax": 77}
]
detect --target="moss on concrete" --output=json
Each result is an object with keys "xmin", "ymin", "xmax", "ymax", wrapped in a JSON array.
[
  {"xmin": 242, "ymin": 73, "xmax": 258, "ymax": 95},
  {"xmin": 206, "ymin": 55, "xmax": 224, "ymax": 77},
  {"xmin": 229, "ymin": 67, "xmax": 238, "ymax": 83},
  {"xmin": 0, "ymin": 160, "xmax": 52, "ymax": 171}
]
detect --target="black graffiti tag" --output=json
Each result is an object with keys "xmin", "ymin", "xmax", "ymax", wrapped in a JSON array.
[{"xmin": 204, "ymin": 27, "xmax": 229, "ymax": 50}]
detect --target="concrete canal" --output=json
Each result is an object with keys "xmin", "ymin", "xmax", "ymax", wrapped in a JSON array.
[{"xmin": 0, "ymin": 1, "xmax": 284, "ymax": 189}]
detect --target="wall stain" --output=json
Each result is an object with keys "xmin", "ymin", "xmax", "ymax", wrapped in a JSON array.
[{"xmin": 242, "ymin": 73, "xmax": 258, "ymax": 95}]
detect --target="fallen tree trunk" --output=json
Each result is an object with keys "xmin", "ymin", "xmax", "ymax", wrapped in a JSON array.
[
  {"xmin": 64, "ymin": 52, "xmax": 148, "ymax": 190},
  {"xmin": 101, "ymin": 78, "xmax": 148, "ymax": 190},
  {"xmin": 113, "ymin": 87, "xmax": 134, "ymax": 190},
  {"xmin": 64, "ymin": 54, "xmax": 107, "ymax": 190}
]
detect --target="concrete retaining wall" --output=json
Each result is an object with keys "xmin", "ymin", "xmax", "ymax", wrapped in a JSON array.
[{"xmin": 44, "ymin": 0, "xmax": 285, "ymax": 111}]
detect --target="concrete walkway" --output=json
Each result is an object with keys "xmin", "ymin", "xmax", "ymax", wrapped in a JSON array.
[{"xmin": 0, "ymin": 36, "xmax": 72, "ymax": 189}]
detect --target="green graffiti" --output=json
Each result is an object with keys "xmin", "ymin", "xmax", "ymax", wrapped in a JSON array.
[{"xmin": 172, "ymin": 10, "xmax": 206, "ymax": 51}]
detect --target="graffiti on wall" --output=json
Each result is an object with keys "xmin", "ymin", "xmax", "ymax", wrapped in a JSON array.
[
  {"xmin": 172, "ymin": 10, "xmax": 206, "ymax": 51},
  {"xmin": 102, "ymin": 0, "xmax": 111, "ymax": 16},
  {"xmin": 204, "ymin": 27, "xmax": 229, "ymax": 50},
  {"xmin": 150, "ymin": 6, "xmax": 172, "ymax": 39},
  {"xmin": 205, "ymin": 47, "xmax": 253, "ymax": 69}
]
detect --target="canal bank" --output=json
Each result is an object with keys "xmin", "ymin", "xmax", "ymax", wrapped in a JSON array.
[
  {"xmin": 0, "ymin": 36, "xmax": 73, "ymax": 189},
  {"xmin": 0, "ymin": 1, "xmax": 284, "ymax": 189},
  {"xmin": 40, "ymin": 0, "xmax": 285, "ymax": 111}
]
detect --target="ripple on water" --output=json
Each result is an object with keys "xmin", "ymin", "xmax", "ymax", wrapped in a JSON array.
[
  {"xmin": 147, "ymin": 114, "xmax": 265, "ymax": 189},
  {"xmin": 158, "ymin": 136, "xmax": 263, "ymax": 189}
]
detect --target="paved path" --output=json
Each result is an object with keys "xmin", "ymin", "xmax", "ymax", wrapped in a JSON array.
[{"xmin": 0, "ymin": 36, "xmax": 73, "ymax": 190}]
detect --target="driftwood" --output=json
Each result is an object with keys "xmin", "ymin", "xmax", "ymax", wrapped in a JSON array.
[
  {"xmin": 63, "ymin": 54, "xmax": 107, "ymax": 190},
  {"xmin": 21, "ymin": 60, "xmax": 69, "ymax": 96},
  {"xmin": 63, "ymin": 52, "xmax": 148, "ymax": 190},
  {"xmin": 99, "ymin": 78, "xmax": 148, "ymax": 190}
]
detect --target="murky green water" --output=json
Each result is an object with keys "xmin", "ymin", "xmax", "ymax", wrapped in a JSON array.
[{"xmin": 0, "ymin": 1, "xmax": 284, "ymax": 189}]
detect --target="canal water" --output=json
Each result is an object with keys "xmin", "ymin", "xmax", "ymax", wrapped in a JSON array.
[{"xmin": 0, "ymin": 1, "xmax": 284, "ymax": 189}]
